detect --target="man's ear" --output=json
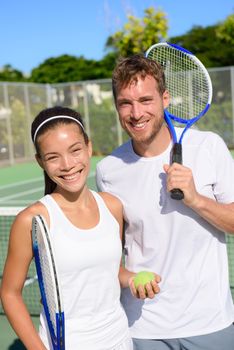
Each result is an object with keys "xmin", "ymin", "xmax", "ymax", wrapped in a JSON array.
[
  {"xmin": 35, "ymin": 154, "xmax": 43, "ymax": 169},
  {"xmin": 163, "ymin": 90, "xmax": 170, "ymax": 109}
]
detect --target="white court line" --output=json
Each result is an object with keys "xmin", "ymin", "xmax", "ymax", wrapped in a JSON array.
[
  {"xmin": 0, "ymin": 187, "xmax": 44, "ymax": 202},
  {"xmin": 0, "ymin": 177, "xmax": 43, "ymax": 190},
  {"xmin": 0, "ymin": 171, "xmax": 96, "ymax": 203}
]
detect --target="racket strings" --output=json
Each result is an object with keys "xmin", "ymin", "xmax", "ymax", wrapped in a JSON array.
[
  {"xmin": 36, "ymin": 232, "xmax": 57, "ymax": 333},
  {"xmin": 40, "ymin": 218, "xmax": 63, "ymax": 317},
  {"xmin": 147, "ymin": 46, "xmax": 210, "ymax": 121}
]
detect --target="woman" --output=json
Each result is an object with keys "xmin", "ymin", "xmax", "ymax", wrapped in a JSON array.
[{"xmin": 0, "ymin": 106, "xmax": 134, "ymax": 349}]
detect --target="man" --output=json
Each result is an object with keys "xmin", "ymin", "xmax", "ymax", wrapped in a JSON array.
[{"xmin": 96, "ymin": 54, "xmax": 234, "ymax": 349}]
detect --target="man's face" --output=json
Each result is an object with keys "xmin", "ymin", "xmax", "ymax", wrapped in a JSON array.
[{"xmin": 115, "ymin": 75, "xmax": 169, "ymax": 146}]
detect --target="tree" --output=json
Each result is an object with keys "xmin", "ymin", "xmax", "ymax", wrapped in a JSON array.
[
  {"xmin": 169, "ymin": 23, "xmax": 234, "ymax": 68},
  {"xmin": 105, "ymin": 7, "xmax": 168, "ymax": 57},
  {"xmin": 216, "ymin": 13, "xmax": 234, "ymax": 45},
  {"xmin": 30, "ymin": 54, "xmax": 116, "ymax": 84},
  {"xmin": 0, "ymin": 64, "xmax": 26, "ymax": 82}
]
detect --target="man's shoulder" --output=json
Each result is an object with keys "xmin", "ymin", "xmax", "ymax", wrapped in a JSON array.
[
  {"xmin": 97, "ymin": 140, "xmax": 133, "ymax": 171},
  {"xmin": 181, "ymin": 127, "xmax": 223, "ymax": 145}
]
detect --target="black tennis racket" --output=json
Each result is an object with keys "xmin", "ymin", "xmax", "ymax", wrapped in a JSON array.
[
  {"xmin": 32, "ymin": 215, "xmax": 65, "ymax": 350},
  {"xmin": 146, "ymin": 42, "xmax": 213, "ymax": 200}
]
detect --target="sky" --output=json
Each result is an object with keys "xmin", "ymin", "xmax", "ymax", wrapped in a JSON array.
[{"xmin": 0, "ymin": 0, "xmax": 233, "ymax": 74}]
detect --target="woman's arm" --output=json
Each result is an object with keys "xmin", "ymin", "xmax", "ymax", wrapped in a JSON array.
[
  {"xmin": 99, "ymin": 191, "xmax": 161, "ymax": 299},
  {"xmin": 0, "ymin": 208, "xmax": 47, "ymax": 350}
]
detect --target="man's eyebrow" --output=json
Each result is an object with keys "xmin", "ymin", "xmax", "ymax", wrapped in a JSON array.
[
  {"xmin": 117, "ymin": 95, "xmax": 153, "ymax": 103},
  {"xmin": 117, "ymin": 97, "xmax": 131, "ymax": 103},
  {"xmin": 138, "ymin": 95, "xmax": 153, "ymax": 100}
]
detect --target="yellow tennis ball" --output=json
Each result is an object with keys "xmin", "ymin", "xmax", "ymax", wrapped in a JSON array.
[{"xmin": 133, "ymin": 271, "xmax": 155, "ymax": 289}]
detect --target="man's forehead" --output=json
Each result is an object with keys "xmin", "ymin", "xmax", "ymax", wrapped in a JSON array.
[
  {"xmin": 129, "ymin": 74, "xmax": 147, "ymax": 86},
  {"xmin": 123, "ymin": 74, "xmax": 156, "ymax": 89}
]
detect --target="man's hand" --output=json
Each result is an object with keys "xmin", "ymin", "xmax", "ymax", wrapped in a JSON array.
[
  {"xmin": 164, "ymin": 163, "xmax": 200, "ymax": 207},
  {"xmin": 128, "ymin": 274, "xmax": 161, "ymax": 299}
]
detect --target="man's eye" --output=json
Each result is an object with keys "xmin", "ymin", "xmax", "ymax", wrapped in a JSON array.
[
  {"xmin": 72, "ymin": 148, "xmax": 82, "ymax": 154},
  {"xmin": 141, "ymin": 98, "xmax": 152, "ymax": 104},
  {"xmin": 119, "ymin": 101, "xmax": 131, "ymax": 107}
]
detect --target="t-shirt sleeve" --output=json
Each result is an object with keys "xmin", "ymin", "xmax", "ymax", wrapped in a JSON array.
[
  {"xmin": 212, "ymin": 134, "xmax": 234, "ymax": 203},
  {"xmin": 95, "ymin": 162, "xmax": 107, "ymax": 192}
]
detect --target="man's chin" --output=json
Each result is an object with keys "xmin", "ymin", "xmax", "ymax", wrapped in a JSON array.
[{"xmin": 131, "ymin": 133, "xmax": 155, "ymax": 145}]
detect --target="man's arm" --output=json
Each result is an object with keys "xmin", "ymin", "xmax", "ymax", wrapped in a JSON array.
[{"xmin": 164, "ymin": 162, "xmax": 234, "ymax": 234}]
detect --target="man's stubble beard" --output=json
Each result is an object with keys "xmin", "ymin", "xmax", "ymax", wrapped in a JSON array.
[{"xmin": 126, "ymin": 116, "xmax": 165, "ymax": 146}]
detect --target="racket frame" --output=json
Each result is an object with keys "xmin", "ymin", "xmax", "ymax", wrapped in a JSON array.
[{"xmin": 32, "ymin": 215, "xmax": 65, "ymax": 350}]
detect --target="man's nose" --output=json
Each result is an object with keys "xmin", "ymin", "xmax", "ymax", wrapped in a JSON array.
[{"xmin": 131, "ymin": 102, "xmax": 143, "ymax": 120}]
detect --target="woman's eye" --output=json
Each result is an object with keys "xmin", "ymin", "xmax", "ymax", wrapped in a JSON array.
[{"xmin": 45, "ymin": 156, "xmax": 58, "ymax": 161}]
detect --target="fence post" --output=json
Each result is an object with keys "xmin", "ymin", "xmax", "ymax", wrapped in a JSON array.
[
  {"xmin": 46, "ymin": 84, "xmax": 53, "ymax": 107},
  {"xmin": 23, "ymin": 84, "xmax": 34, "ymax": 158},
  {"xmin": 83, "ymin": 82, "xmax": 91, "ymax": 138},
  {"xmin": 231, "ymin": 67, "xmax": 234, "ymax": 147},
  {"xmin": 3, "ymin": 83, "xmax": 14, "ymax": 165}
]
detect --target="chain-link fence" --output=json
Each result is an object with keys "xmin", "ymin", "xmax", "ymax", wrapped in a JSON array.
[{"xmin": 0, "ymin": 66, "xmax": 234, "ymax": 166}]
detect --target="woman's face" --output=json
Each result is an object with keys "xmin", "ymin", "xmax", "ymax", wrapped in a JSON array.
[{"xmin": 36, "ymin": 123, "xmax": 92, "ymax": 194}]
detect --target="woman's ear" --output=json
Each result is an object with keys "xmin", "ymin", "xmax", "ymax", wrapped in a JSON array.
[
  {"xmin": 88, "ymin": 141, "xmax": 93, "ymax": 158},
  {"xmin": 35, "ymin": 154, "xmax": 43, "ymax": 169}
]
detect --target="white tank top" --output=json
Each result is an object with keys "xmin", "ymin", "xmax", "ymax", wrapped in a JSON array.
[{"xmin": 38, "ymin": 191, "xmax": 130, "ymax": 350}]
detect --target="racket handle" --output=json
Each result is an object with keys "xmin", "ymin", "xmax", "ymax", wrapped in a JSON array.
[
  {"xmin": 171, "ymin": 143, "xmax": 182, "ymax": 164},
  {"xmin": 171, "ymin": 188, "xmax": 184, "ymax": 200},
  {"xmin": 170, "ymin": 143, "xmax": 184, "ymax": 200}
]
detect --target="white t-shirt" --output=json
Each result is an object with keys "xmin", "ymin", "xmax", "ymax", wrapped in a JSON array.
[
  {"xmin": 96, "ymin": 128, "xmax": 234, "ymax": 339},
  {"xmin": 38, "ymin": 191, "xmax": 132, "ymax": 349}
]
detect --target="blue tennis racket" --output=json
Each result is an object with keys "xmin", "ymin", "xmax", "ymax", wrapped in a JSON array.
[
  {"xmin": 32, "ymin": 215, "xmax": 65, "ymax": 350},
  {"xmin": 146, "ymin": 42, "xmax": 213, "ymax": 200}
]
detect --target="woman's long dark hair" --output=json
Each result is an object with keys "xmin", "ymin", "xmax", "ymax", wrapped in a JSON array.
[{"xmin": 31, "ymin": 106, "xmax": 89, "ymax": 195}]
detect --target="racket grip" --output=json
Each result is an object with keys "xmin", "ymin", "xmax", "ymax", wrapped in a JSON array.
[
  {"xmin": 171, "ymin": 143, "xmax": 182, "ymax": 164},
  {"xmin": 170, "ymin": 143, "xmax": 184, "ymax": 200},
  {"xmin": 171, "ymin": 188, "xmax": 184, "ymax": 200}
]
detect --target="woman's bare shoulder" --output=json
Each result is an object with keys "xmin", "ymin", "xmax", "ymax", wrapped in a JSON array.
[
  {"xmin": 13, "ymin": 201, "xmax": 48, "ymax": 229},
  {"xmin": 98, "ymin": 191, "xmax": 123, "ymax": 219}
]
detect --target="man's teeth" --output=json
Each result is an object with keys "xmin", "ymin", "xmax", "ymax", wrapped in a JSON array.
[{"xmin": 132, "ymin": 122, "xmax": 146, "ymax": 128}]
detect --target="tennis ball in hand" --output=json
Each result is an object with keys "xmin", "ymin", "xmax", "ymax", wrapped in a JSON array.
[{"xmin": 133, "ymin": 271, "xmax": 155, "ymax": 290}]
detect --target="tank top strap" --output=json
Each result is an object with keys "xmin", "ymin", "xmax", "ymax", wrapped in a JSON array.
[
  {"xmin": 38, "ymin": 194, "xmax": 61, "ymax": 230},
  {"xmin": 90, "ymin": 190, "xmax": 118, "ymax": 225}
]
